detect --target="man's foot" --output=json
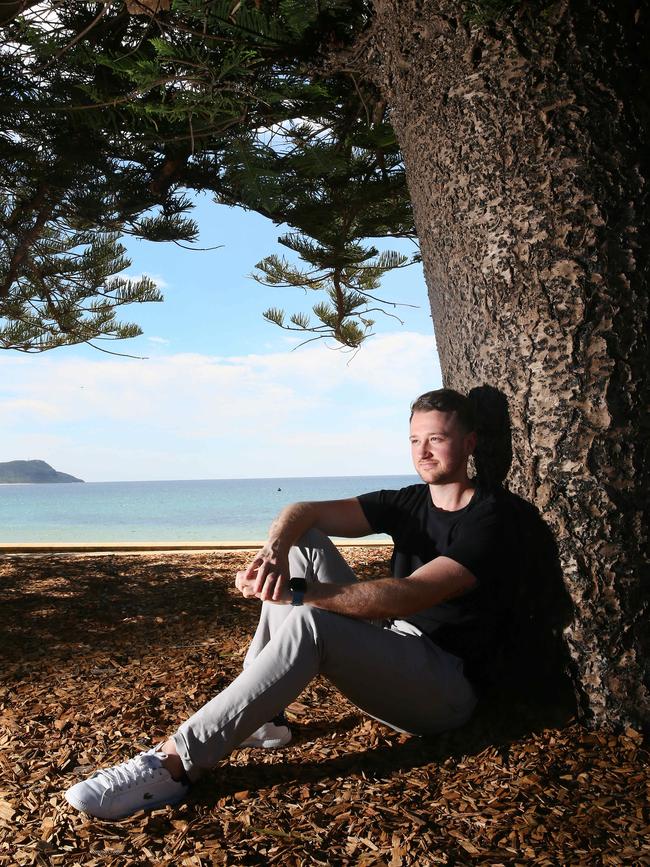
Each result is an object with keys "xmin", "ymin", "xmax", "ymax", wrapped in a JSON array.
[
  {"xmin": 64, "ymin": 746, "xmax": 189, "ymax": 820},
  {"xmin": 240, "ymin": 713, "xmax": 292, "ymax": 749}
]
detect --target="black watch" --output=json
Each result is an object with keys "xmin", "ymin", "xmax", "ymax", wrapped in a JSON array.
[{"xmin": 288, "ymin": 576, "xmax": 308, "ymax": 606}]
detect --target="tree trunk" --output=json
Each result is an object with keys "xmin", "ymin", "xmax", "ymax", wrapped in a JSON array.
[{"xmin": 370, "ymin": 0, "xmax": 649, "ymax": 729}]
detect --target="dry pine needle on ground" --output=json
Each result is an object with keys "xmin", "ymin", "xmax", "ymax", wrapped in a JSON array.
[{"xmin": 0, "ymin": 550, "xmax": 648, "ymax": 866}]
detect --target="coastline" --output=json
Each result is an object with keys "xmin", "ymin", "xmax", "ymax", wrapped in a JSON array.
[
  {"xmin": 0, "ymin": 473, "xmax": 417, "ymax": 553},
  {"xmin": 0, "ymin": 539, "xmax": 392, "ymax": 555}
]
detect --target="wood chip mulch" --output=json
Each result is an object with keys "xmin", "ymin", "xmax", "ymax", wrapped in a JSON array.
[{"xmin": 0, "ymin": 550, "xmax": 648, "ymax": 867}]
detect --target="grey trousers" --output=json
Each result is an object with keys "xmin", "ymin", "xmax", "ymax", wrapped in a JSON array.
[{"xmin": 172, "ymin": 530, "xmax": 477, "ymax": 782}]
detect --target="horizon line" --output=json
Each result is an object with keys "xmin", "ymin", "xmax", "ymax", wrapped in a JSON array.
[{"xmin": 27, "ymin": 471, "xmax": 421, "ymax": 485}]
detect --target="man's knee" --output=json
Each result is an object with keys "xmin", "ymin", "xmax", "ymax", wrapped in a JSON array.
[
  {"xmin": 289, "ymin": 529, "xmax": 356, "ymax": 590},
  {"xmin": 293, "ymin": 527, "xmax": 329, "ymax": 548},
  {"xmin": 288, "ymin": 528, "xmax": 331, "ymax": 577}
]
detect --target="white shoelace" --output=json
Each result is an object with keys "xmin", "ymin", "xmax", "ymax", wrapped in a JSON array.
[{"xmin": 97, "ymin": 749, "xmax": 164, "ymax": 793}]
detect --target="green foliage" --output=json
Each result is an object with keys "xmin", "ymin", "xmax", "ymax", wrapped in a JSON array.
[
  {"xmin": 0, "ymin": 0, "xmax": 416, "ymax": 351},
  {"xmin": 0, "ymin": 202, "xmax": 162, "ymax": 352},
  {"xmin": 218, "ymin": 86, "xmax": 417, "ymax": 346},
  {"xmin": 256, "ymin": 234, "xmax": 410, "ymax": 348}
]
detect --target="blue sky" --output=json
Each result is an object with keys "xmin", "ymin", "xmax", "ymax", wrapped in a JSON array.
[{"xmin": 0, "ymin": 195, "xmax": 442, "ymax": 481}]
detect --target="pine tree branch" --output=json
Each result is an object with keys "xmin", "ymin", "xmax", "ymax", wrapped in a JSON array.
[
  {"xmin": 84, "ymin": 341, "xmax": 147, "ymax": 359},
  {"xmin": 55, "ymin": 76, "xmax": 229, "ymax": 113},
  {"xmin": 37, "ymin": 2, "xmax": 113, "ymax": 73},
  {"xmin": 332, "ymin": 269, "xmax": 345, "ymax": 339},
  {"xmin": 0, "ymin": 0, "xmax": 42, "ymax": 26},
  {"xmin": 350, "ymin": 289, "xmax": 418, "ymax": 309},
  {"xmin": 157, "ymin": 113, "xmax": 250, "ymax": 144},
  {"xmin": 0, "ymin": 184, "xmax": 53, "ymax": 299}
]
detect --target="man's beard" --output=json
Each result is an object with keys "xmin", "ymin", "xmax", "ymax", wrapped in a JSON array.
[{"xmin": 418, "ymin": 462, "xmax": 464, "ymax": 485}]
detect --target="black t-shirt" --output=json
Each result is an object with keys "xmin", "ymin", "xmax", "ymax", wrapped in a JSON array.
[{"xmin": 357, "ymin": 484, "xmax": 505, "ymax": 687}]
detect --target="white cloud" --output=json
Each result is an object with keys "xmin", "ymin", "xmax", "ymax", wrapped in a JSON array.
[
  {"xmin": 0, "ymin": 332, "xmax": 441, "ymax": 481},
  {"xmin": 123, "ymin": 273, "xmax": 169, "ymax": 290},
  {"xmin": 147, "ymin": 336, "xmax": 170, "ymax": 344},
  {"xmin": 2, "ymin": 398, "xmax": 61, "ymax": 419}
]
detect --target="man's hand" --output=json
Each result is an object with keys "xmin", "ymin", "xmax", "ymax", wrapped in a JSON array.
[
  {"xmin": 234, "ymin": 567, "xmax": 291, "ymax": 603},
  {"xmin": 234, "ymin": 569, "xmax": 258, "ymax": 599},
  {"xmin": 233, "ymin": 497, "xmax": 371, "ymax": 604},
  {"xmin": 236, "ymin": 546, "xmax": 290, "ymax": 602}
]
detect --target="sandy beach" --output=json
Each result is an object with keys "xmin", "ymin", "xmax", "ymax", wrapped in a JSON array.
[
  {"xmin": 1, "ymin": 547, "xmax": 647, "ymax": 866},
  {"xmin": 0, "ymin": 539, "xmax": 391, "ymax": 554}
]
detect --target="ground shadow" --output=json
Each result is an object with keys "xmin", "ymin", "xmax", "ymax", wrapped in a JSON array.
[
  {"xmin": 192, "ymin": 694, "xmax": 574, "ymax": 808},
  {"xmin": 0, "ymin": 552, "xmax": 256, "ymax": 669}
]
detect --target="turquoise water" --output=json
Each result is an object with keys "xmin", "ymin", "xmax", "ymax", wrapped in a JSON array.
[{"xmin": 0, "ymin": 475, "xmax": 419, "ymax": 542}]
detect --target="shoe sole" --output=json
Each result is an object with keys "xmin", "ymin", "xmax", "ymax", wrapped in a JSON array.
[
  {"xmin": 64, "ymin": 787, "xmax": 187, "ymax": 821},
  {"xmin": 241, "ymin": 732, "xmax": 292, "ymax": 749}
]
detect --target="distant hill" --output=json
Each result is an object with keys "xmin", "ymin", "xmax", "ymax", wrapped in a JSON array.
[{"xmin": 0, "ymin": 460, "xmax": 84, "ymax": 484}]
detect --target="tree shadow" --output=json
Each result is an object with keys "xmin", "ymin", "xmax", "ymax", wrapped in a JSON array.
[
  {"xmin": 192, "ymin": 695, "xmax": 573, "ymax": 807},
  {"xmin": 0, "ymin": 552, "xmax": 256, "ymax": 670},
  {"xmin": 468, "ymin": 385, "xmax": 577, "ymax": 720},
  {"xmin": 468, "ymin": 384, "xmax": 514, "ymax": 491}
]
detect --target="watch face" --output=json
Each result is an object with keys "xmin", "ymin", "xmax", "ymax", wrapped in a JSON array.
[{"xmin": 289, "ymin": 576, "xmax": 308, "ymax": 592}]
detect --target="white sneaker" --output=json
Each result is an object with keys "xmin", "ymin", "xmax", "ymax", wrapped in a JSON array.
[
  {"xmin": 64, "ymin": 747, "xmax": 189, "ymax": 820},
  {"xmin": 240, "ymin": 714, "xmax": 292, "ymax": 749}
]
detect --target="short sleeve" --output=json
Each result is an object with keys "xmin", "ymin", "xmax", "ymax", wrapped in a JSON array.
[
  {"xmin": 357, "ymin": 484, "xmax": 429, "ymax": 545},
  {"xmin": 357, "ymin": 489, "xmax": 396, "ymax": 535}
]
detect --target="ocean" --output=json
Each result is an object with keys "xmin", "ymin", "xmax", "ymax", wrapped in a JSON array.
[{"xmin": 0, "ymin": 475, "xmax": 420, "ymax": 543}]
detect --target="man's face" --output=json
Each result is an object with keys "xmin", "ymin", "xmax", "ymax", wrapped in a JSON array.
[{"xmin": 409, "ymin": 410, "xmax": 477, "ymax": 485}]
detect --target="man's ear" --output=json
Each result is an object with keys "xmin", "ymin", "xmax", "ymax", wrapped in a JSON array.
[{"xmin": 466, "ymin": 431, "xmax": 478, "ymax": 455}]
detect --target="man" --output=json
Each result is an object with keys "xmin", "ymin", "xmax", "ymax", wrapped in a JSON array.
[{"xmin": 65, "ymin": 388, "xmax": 505, "ymax": 820}]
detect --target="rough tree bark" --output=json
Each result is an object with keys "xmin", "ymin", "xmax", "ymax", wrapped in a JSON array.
[{"xmin": 369, "ymin": 0, "xmax": 649, "ymax": 729}]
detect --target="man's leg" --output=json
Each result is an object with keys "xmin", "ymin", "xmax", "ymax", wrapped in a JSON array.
[
  {"xmin": 239, "ymin": 529, "xmax": 358, "ymax": 747},
  {"xmin": 65, "ymin": 534, "xmax": 476, "ymax": 818},
  {"xmin": 64, "ymin": 532, "xmax": 361, "ymax": 818},
  {"xmin": 171, "ymin": 605, "xmax": 476, "ymax": 782}
]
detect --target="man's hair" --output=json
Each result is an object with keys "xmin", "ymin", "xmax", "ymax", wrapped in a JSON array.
[{"xmin": 410, "ymin": 388, "xmax": 477, "ymax": 433}]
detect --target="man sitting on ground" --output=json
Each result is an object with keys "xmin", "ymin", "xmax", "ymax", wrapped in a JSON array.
[{"xmin": 65, "ymin": 388, "xmax": 505, "ymax": 820}]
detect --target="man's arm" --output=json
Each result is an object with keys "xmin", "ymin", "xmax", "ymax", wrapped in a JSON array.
[
  {"xmin": 238, "ymin": 553, "xmax": 477, "ymax": 619},
  {"xmin": 242, "ymin": 498, "xmax": 372, "ymax": 600},
  {"xmin": 303, "ymin": 556, "xmax": 477, "ymax": 619}
]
